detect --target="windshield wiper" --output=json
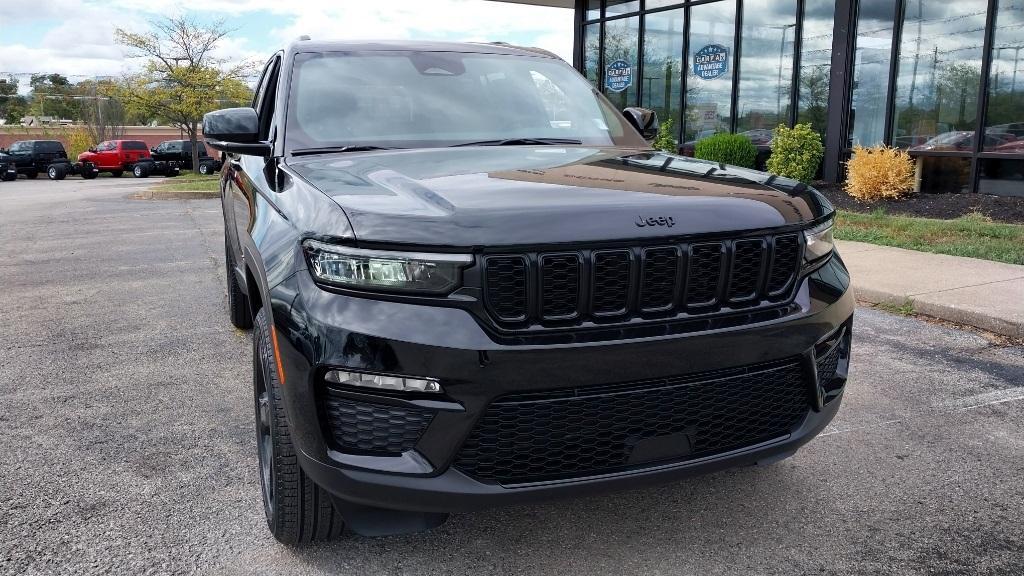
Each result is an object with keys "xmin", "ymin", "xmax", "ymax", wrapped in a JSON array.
[
  {"xmin": 291, "ymin": 146, "xmax": 397, "ymax": 156},
  {"xmin": 450, "ymin": 138, "xmax": 582, "ymax": 147}
]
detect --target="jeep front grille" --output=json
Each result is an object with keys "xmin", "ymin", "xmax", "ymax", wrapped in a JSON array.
[
  {"xmin": 453, "ymin": 359, "xmax": 811, "ymax": 484},
  {"xmin": 481, "ymin": 233, "xmax": 802, "ymax": 327}
]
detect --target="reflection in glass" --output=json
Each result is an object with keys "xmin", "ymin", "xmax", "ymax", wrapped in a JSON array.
[
  {"xmin": 585, "ymin": 23, "xmax": 601, "ymax": 86},
  {"xmin": 849, "ymin": 0, "xmax": 896, "ymax": 147},
  {"xmin": 983, "ymin": 0, "xmax": 1024, "ymax": 153},
  {"xmin": 602, "ymin": 16, "xmax": 640, "ymax": 110},
  {"xmin": 643, "ymin": 9, "xmax": 685, "ymax": 140},
  {"xmin": 587, "ymin": 0, "xmax": 600, "ymax": 21},
  {"xmin": 606, "ymin": 0, "xmax": 639, "ymax": 15},
  {"xmin": 736, "ymin": 0, "xmax": 798, "ymax": 132},
  {"xmin": 646, "ymin": 0, "xmax": 684, "ymax": 9},
  {"xmin": 798, "ymin": 0, "xmax": 836, "ymax": 139},
  {"xmin": 917, "ymin": 156, "xmax": 971, "ymax": 193},
  {"xmin": 978, "ymin": 159, "xmax": 1024, "ymax": 195},
  {"xmin": 893, "ymin": 0, "xmax": 986, "ymax": 150},
  {"xmin": 684, "ymin": 1, "xmax": 736, "ymax": 142}
]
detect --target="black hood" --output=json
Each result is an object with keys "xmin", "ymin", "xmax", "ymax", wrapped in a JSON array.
[{"xmin": 287, "ymin": 147, "xmax": 832, "ymax": 247}]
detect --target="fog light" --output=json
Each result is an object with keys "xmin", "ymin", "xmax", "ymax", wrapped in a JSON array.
[{"xmin": 324, "ymin": 370, "xmax": 442, "ymax": 393}]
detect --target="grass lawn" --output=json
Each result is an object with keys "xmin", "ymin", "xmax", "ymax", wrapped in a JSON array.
[
  {"xmin": 835, "ymin": 209, "xmax": 1024, "ymax": 265},
  {"xmin": 150, "ymin": 173, "xmax": 220, "ymax": 194}
]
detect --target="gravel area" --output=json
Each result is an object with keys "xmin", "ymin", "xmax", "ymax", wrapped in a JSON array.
[{"xmin": 1, "ymin": 178, "xmax": 1022, "ymax": 575}]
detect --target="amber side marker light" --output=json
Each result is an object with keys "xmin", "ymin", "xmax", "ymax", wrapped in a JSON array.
[{"xmin": 271, "ymin": 326, "xmax": 286, "ymax": 385}]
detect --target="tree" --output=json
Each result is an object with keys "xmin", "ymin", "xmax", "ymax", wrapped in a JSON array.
[
  {"xmin": 0, "ymin": 76, "xmax": 29, "ymax": 125},
  {"xmin": 29, "ymin": 74, "xmax": 81, "ymax": 121},
  {"xmin": 75, "ymin": 78, "xmax": 127, "ymax": 143},
  {"xmin": 114, "ymin": 16, "xmax": 255, "ymax": 171}
]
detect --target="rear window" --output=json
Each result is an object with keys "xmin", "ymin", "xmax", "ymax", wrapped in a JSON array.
[
  {"xmin": 122, "ymin": 141, "xmax": 149, "ymax": 150},
  {"xmin": 34, "ymin": 141, "xmax": 65, "ymax": 153}
]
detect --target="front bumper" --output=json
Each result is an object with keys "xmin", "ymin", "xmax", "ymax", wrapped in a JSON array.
[{"xmin": 268, "ymin": 253, "xmax": 854, "ymax": 515}]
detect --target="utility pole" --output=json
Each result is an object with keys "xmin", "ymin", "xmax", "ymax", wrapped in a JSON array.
[{"xmin": 908, "ymin": 0, "xmax": 923, "ymax": 107}]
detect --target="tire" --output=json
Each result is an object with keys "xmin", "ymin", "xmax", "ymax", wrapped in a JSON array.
[
  {"xmin": 81, "ymin": 166, "xmax": 98, "ymax": 180},
  {"xmin": 0, "ymin": 171, "xmax": 14, "ymax": 182},
  {"xmin": 165, "ymin": 167, "xmax": 180, "ymax": 178},
  {"xmin": 111, "ymin": 170, "xmax": 123, "ymax": 178},
  {"xmin": 132, "ymin": 163, "xmax": 150, "ymax": 178},
  {"xmin": 225, "ymin": 237, "xmax": 253, "ymax": 330},
  {"xmin": 199, "ymin": 162, "xmax": 213, "ymax": 175},
  {"xmin": 253, "ymin": 308, "xmax": 344, "ymax": 544},
  {"xmin": 25, "ymin": 169, "xmax": 38, "ymax": 179},
  {"xmin": 47, "ymin": 164, "xmax": 67, "ymax": 180}
]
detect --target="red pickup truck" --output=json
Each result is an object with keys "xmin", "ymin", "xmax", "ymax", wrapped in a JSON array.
[{"xmin": 74, "ymin": 140, "xmax": 180, "ymax": 178}]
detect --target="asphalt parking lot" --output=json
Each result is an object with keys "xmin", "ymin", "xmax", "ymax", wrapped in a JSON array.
[{"xmin": 1, "ymin": 177, "xmax": 1023, "ymax": 575}]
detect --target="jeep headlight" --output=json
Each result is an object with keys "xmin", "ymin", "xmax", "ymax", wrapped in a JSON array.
[
  {"xmin": 803, "ymin": 218, "xmax": 835, "ymax": 262},
  {"xmin": 303, "ymin": 240, "xmax": 472, "ymax": 294}
]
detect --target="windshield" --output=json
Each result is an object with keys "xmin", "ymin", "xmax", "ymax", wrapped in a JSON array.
[{"xmin": 285, "ymin": 51, "xmax": 647, "ymax": 151}]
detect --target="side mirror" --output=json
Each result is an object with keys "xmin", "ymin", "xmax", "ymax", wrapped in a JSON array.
[
  {"xmin": 88, "ymin": 147, "xmax": 96, "ymax": 153},
  {"xmin": 622, "ymin": 107, "xmax": 660, "ymax": 141},
  {"xmin": 203, "ymin": 107, "xmax": 270, "ymax": 156},
  {"xmin": 151, "ymin": 148, "xmax": 158, "ymax": 153}
]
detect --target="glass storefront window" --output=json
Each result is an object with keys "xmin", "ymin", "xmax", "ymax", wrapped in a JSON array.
[
  {"xmin": 684, "ymin": 1, "xmax": 736, "ymax": 143},
  {"xmin": 587, "ymin": 0, "xmax": 601, "ymax": 21},
  {"xmin": 917, "ymin": 156, "xmax": 972, "ymax": 193},
  {"xmin": 736, "ymin": 0, "xmax": 798, "ymax": 133},
  {"xmin": 797, "ymin": 0, "xmax": 836, "ymax": 139},
  {"xmin": 983, "ymin": 0, "xmax": 1024, "ymax": 154},
  {"xmin": 893, "ymin": 1, "xmax": 987, "ymax": 151},
  {"xmin": 584, "ymin": 23, "xmax": 601, "ymax": 85},
  {"xmin": 643, "ymin": 9, "xmax": 685, "ymax": 139},
  {"xmin": 849, "ymin": 0, "xmax": 897, "ymax": 147},
  {"xmin": 978, "ymin": 159, "xmax": 1024, "ymax": 196},
  {"xmin": 601, "ymin": 16, "xmax": 640, "ymax": 110},
  {"xmin": 606, "ymin": 0, "xmax": 639, "ymax": 15},
  {"xmin": 646, "ymin": 0, "xmax": 684, "ymax": 9}
]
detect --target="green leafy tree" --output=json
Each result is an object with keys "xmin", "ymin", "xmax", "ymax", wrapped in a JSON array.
[
  {"xmin": 114, "ymin": 16, "xmax": 255, "ymax": 171},
  {"xmin": 0, "ymin": 76, "xmax": 29, "ymax": 124},
  {"xmin": 29, "ymin": 74, "xmax": 80, "ymax": 121}
]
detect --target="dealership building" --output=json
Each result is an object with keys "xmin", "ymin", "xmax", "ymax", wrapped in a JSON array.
[{"xmin": 500, "ymin": 0, "xmax": 1024, "ymax": 196}]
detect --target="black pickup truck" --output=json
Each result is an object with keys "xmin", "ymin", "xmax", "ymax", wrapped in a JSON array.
[
  {"xmin": 205, "ymin": 40, "xmax": 853, "ymax": 545},
  {"xmin": 0, "ymin": 140, "xmax": 68, "ymax": 179},
  {"xmin": 150, "ymin": 139, "xmax": 222, "ymax": 174}
]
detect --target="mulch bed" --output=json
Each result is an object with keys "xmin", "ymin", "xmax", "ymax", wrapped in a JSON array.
[{"xmin": 814, "ymin": 182, "xmax": 1024, "ymax": 225}]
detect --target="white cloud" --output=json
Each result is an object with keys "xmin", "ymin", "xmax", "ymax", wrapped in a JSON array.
[{"xmin": 0, "ymin": 0, "xmax": 574, "ymax": 84}]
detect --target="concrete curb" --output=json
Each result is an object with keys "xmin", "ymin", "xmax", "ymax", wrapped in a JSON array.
[{"xmin": 852, "ymin": 286, "xmax": 1024, "ymax": 339}]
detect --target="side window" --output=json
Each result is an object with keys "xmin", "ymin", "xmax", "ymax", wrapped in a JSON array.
[
  {"xmin": 256, "ymin": 55, "xmax": 282, "ymax": 141},
  {"xmin": 98, "ymin": 142, "xmax": 114, "ymax": 152}
]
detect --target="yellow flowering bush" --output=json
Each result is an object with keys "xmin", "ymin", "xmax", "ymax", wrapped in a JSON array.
[{"xmin": 845, "ymin": 145, "xmax": 916, "ymax": 201}]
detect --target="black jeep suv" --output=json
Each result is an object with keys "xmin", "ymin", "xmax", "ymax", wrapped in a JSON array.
[
  {"xmin": 205, "ymin": 40, "xmax": 853, "ymax": 544},
  {"xmin": 0, "ymin": 140, "xmax": 68, "ymax": 179}
]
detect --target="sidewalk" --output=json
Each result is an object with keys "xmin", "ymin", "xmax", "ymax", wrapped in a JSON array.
[{"xmin": 837, "ymin": 240, "xmax": 1024, "ymax": 338}]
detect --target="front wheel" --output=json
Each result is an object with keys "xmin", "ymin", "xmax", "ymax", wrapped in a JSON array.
[
  {"xmin": 132, "ymin": 163, "xmax": 150, "ymax": 178},
  {"xmin": 253, "ymin": 308, "xmax": 345, "ymax": 544},
  {"xmin": 198, "ymin": 162, "xmax": 213, "ymax": 175}
]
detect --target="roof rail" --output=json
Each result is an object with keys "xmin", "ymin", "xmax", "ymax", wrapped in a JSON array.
[{"xmin": 297, "ymin": 35, "xmax": 311, "ymax": 41}]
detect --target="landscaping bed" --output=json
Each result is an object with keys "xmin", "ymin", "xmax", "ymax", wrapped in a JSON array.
[{"xmin": 815, "ymin": 182, "xmax": 1024, "ymax": 224}]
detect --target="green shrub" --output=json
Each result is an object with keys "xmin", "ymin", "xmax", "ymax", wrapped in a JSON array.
[
  {"xmin": 766, "ymin": 123, "xmax": 824, "ymax": 183},
  {"xmin": 652, "ymin": 118, "xmax": 677, "ymax": 153},
  {"xmin": 693, "ymin": 132, "xmax": 757, "ymax": 168}
]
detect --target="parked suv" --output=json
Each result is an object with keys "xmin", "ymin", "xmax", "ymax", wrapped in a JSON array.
[
  {"xmin": 0, "ymin": 140, "xmax": 68, "ymax": 178},
  {"xmin": 77, "ymin": 140, "xmax": 179, "ymax": 178},
  {"xmin": 151, "ymin": 139, "xmax": 222, "ymax": 174},
  {"xmin": 206, "ymin": 40, "xmax": 853, "ymax": 544}
]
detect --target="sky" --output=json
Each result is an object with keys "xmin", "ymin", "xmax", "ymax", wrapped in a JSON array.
[{"xmin": 0, "ymin": 0, "xmax": 574, "ymax": 92}]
